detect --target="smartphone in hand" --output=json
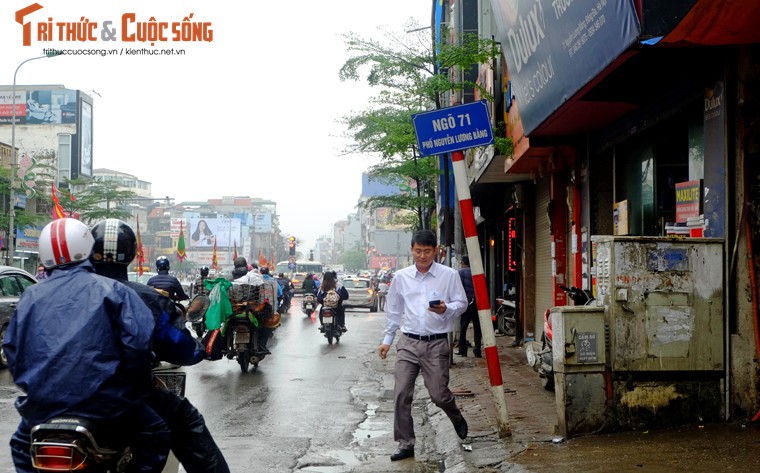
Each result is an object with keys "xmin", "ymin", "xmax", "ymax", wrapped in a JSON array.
[{"xmin": 429, "ymin": 300, "xmax": 441, "ymax": 308}]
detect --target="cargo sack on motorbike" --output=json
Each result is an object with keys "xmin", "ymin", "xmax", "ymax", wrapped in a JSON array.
[
  {"xmin": 323, "ymin": 289, "xmax": 340, "ymax": 308},
  {"xmin": 202, "ymin": 328, "xmax": 224, "ymax": 360}
]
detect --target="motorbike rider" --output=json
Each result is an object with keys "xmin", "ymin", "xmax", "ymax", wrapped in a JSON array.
[
  {"xmin": 3, "ymin": 218, "xmax": 170, "ymax": 472},
  {"xmin": 260, "ymin": 266, "xmax": 283, "ymax": 303},
  {"xmin": 302, "ymin": 273, "xmax": 317, "ymax": 295},
  {"xmin": 276, "ymin": 272, "xmax": 294, "ymax": 309},
  {"xmin": 148, "ymin": 255, "xmax": 190, "ymax": 301},
  {"xmin": 192, "ymin": 266, "xmax": 211, "ymax": 297},
  {"xmin": 230, "ymin": 256, "xmax": 250, "ymax": 280},
  {"xmin": 317, "ymin": 270, "xmax": 349, "ymax": 332},
  {"xmin": 89, "ymin": 218, "xmax": 230, "ymax": 473}
]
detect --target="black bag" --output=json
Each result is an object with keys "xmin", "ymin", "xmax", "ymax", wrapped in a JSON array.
[{"xmin": 202, "ymin": 328, "xmax": 224, "ymax": 360}]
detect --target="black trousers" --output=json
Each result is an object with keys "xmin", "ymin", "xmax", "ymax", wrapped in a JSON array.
[{"xmin": 458, "ymin": 301, "xmax": 482, "ymax": 354}]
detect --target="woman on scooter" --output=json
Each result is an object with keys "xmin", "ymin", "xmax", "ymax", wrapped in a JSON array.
[{"xmin": 317, "ymin": 271, "xmax": 349, "ymax": 332}]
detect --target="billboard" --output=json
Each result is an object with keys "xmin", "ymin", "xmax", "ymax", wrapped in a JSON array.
[
  {"xmin": 495, "ymin": 0, "xmax": 640, "ymax": 135},
  {"xmin": 188, "ymin": 217, "xmax": 240, "ymax": 248},
  {"xmin": 253, "ymin": 212, "xmax": 272, "ymax": 233},
  {"xmin": 0, "ymin": 88, "xmax": 77, "ymax": 125},
  {"xmin": 78, "ymin": 95, "xmax": 93, "ymax": 177}
]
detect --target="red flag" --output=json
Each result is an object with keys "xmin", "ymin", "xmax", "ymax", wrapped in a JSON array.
[
  {"xmin": 135, "ymin": 216, "xmax": 145, "ymax": 276},
  {"xmin": 51, "ymin": 184, "xmax": 66, "ymax": 220},
  {"xmin": 233, "ymin": 240, "xmax": 238, "ymax": 260},
  {"xmin": 212, "ymin": 239, "xmax": 218, "ymax": 270},
  {"xmin": 258, "ymin": 250, "xmax": 267, "ymax": 268}
]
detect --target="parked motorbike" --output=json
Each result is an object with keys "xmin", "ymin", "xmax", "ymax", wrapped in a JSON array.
[
  {"xmin": 494, "ymin": 288, "xmax": 517, "ymax": 336},
  {"xmin": 526, "ymin": 285, "xmax": 594, "ymax": 391},
  {"xmin": 29, "ymin": 367, "xmax": 186, "ymax": 472},
  {"xmin": 320, "ymin": 307, "xmax": 342, "ymax": 345},
  {"xmin": 302, "ymin": 293, "xmax": 317, "ymax": 316}
]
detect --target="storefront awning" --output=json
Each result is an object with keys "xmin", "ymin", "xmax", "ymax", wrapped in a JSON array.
[{"xmin": 657, "ymin": 0, "xmax": 760, "ymax": 46}]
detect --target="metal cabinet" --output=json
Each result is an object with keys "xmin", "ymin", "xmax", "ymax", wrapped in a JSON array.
[{"xmin": 592, "ymin": 236, "xmax": 724, "ymax": 372}]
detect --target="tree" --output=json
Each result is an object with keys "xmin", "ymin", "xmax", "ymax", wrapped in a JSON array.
[
  {"xmin": 338, "ymin": 20, "xmax": 507, "ymax": 230},
  {"xmin": 0, "ymin": 155, "xmax": 55, "ymax": 232},
  {"xmin": 341, "ymin": 250, "xmax": 367, "ymax": 272},
  {"xmin": 65, "ymin": 178, "xmax": 141, "ymax": 223}
]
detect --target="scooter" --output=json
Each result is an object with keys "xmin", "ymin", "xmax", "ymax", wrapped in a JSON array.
[
  {"xmin": 525, "ymin": 285, "xmax": 594, "ymax": 391},
  {"xmin": 320, "ymin": 307, "xmax": 341, "ymax": 345},
  {"xmin": 29, "ymin": 367, "xmax": 186, "ymax": 472},
  {"xmin": 494, "ymin": 288, "xmax": 517, "ymax": 336},
  {"xmin": 302, "ymin": 293, "xmax": 317, "ymax": 316}
]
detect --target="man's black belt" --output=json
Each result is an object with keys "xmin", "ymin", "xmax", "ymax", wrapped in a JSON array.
[{"xmin": 403, "ymin": 332, "xmax": 447, "ymax": 341}]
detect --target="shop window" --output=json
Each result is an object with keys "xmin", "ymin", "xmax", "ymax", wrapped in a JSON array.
[{"xmin": 614, "ymin": 104, "xmax": 697, "ymax": 236}]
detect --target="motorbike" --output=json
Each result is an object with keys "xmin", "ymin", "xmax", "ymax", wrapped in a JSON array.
[
  {"xmin": 278, "ymin": 286, "xmax": 293, "ymax": 313},
  {"xmin": 525, "ymin": 285, "xmax": 594, "ymax": 391},
  {"xmin": 320, "ymin": 306, "xmax": 342, "ymax": 345},
  {"xmin": 302, "ymin": 293, "xmax": 317, "ymax": 316},
  {"xmin": 29, "ymin": 366, "xmax": 186, "ymax": 472},
  {"xmin": 494, "ymin": 288, "xmax": 517, "ymax": 336},
  {"xmin": 186, "ymin": 294, "xmax": 209, "ymax": 339},
  {"xmin": 225, "ymin": 282, "xmax": 280, "ymax": 372}
]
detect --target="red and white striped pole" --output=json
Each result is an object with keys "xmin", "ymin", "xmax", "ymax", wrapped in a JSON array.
[{"xmin": 450, "ymin": 149, "xmax": 511, "ymax": 437}]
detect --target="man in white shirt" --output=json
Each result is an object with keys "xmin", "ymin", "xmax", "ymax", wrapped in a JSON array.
[{"xmin": 377, "ymin": 229, "xmax": 469, "ymax": 461}]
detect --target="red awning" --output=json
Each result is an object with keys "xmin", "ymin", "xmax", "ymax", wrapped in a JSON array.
[{"xmin": 660, "ymin": 0, "xmax": 760, "ymax": 46}]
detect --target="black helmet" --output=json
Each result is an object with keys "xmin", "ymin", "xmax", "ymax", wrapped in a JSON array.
[
  {"xmin": 156, "ymin": 256, "xmax": 170, "ymax": 271},
  {"xmin": 260, "ymin": 266, "xmax": 269, "ymax": 275},
  {"xmin": 90, "ymin": 219, "xmax": 137, "ymax": 265},
  {"xmin": 200, "ymin": 266, "xmax": 209, "ymax": 277}
]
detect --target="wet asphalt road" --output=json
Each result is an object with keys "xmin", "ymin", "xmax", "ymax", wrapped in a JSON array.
[{"xmin": 0, "ymin": 298, "xmax": 432, "ymax": 473}]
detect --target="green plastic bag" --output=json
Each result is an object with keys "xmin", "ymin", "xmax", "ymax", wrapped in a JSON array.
[{"xmin": 205, "ymin": 278, "xmax": 232, "ymax": 330}]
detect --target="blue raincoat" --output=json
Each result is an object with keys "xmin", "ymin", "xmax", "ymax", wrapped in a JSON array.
[{"xmin": 3, "ymin": 261, "xmax": 156, "ymax": 425}]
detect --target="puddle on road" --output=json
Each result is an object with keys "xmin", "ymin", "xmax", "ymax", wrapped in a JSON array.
[
  {"xmin": 299, "ymin": 403, "xmax": 392, "ymax": 472},
  {"xmin": 352, "ymin": 403, "xmax": 391, "ymax": 446}
]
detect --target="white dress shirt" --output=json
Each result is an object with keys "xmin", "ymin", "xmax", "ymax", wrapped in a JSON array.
[{"xmin": 382, "ymin": 261, "xmax": 468, "ymax": 346}]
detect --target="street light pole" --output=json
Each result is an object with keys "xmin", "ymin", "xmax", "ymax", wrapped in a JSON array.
[{"xmin": 7, "ymin": 53, "xmax": 61, "ymax": 266}]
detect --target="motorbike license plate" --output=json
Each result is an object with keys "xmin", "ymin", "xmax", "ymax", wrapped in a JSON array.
[
  {"xmin": 305, "ymin": 303, "xmax": 313, "ymax": 309},
  {"xmin": 234, "ymin": 331, "xmax": 250, "ymax": 344},
  {"xmin": 323, "ymin": 316, "xmax": 333, "ymax": 324}
]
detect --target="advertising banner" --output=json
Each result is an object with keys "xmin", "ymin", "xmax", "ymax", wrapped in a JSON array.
[
  {"xmin": 254, "ymin": 212, "xmax": 272, "ymax": 233},
  {"xmin": 495, "ymin": 0, "xmax": 640, "ymax": 135},
  {"xmin": 188, "ymin": 217, "xmax": 240, "ymax": 248}
]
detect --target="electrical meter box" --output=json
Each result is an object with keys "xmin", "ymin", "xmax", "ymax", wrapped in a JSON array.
[
  {"xmin": 551, "ymin": 306, "xmax": 607, "ymax": 373},
  {"xmin": 552, "ymin": 306, "xmax": 607, "ymax": 438},
  {"xmin": 592, "ymin": 236, "xmax": 724, "ymax": 372}
]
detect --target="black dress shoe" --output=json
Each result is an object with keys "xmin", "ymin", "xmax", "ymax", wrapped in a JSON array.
[
  {"xmin": 454, "ymin": 418, "xmax": 468, "ymax": 439},
  {"xmin": 473, "ymin": 350, "xmax": 482, "ymax": 358},
  {"xmin": 457, "ymin": 351, "xmax": 467, "ymax": 357},
  {"xmin": 390, "ymin": 448, "xmax": 414, "ymax": 461}
]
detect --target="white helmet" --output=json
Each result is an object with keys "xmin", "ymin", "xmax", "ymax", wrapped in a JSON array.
[{"xmin": 38, "ymin": 218, "xmax": 95, "ymax": 269}]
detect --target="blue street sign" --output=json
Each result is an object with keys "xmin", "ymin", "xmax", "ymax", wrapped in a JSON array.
[
  {"xmin": 412, "ymin": 100, "xmax": 494, "ymax": 157},
  {"xmin": 288, "ymin": 262, "xmax": 296, "ymax": 270}
]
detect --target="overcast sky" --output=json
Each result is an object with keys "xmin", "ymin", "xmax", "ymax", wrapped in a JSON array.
[{"xmin": 1, "ymin": 0, "xmax": 432, "ymax": 250}]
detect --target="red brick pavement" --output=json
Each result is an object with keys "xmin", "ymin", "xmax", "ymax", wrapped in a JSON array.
[{"xmin": 449, "ymin": 332, "xmax": 557, "ymax": 446}]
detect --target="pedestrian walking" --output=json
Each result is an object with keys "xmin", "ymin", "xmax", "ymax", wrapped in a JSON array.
[
  {"xmin": 377, "ymin": 229, "xmax": 470, "ymax": 461},
  {"xmin": 457, "ymin": 255, "xmax": 482, "ymax": 357}
]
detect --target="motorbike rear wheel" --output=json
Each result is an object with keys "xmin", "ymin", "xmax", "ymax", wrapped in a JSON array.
[
  {"xmin": 326, "ymin": 329, "xmax": 334, "ymax": 344},
  {"xmin": 497, "ymin": 308, "xmax": 517, "ymax": 337},
  {"xmin": 238, "ymin": 353, "xmax": 249, "ymax": 372}
]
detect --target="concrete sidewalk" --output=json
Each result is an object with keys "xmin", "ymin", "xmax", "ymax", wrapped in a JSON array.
[{"xmin": 433, "ymin": 330, "xmax": 760, "ymax": 472}]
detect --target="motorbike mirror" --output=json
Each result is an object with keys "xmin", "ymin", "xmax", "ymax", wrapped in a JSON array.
[{"xmin": 187, "ymin": 294, "xmax": 210, "ymax": 323}]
